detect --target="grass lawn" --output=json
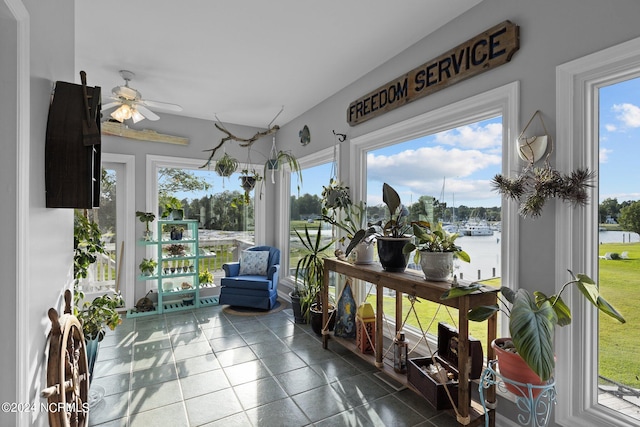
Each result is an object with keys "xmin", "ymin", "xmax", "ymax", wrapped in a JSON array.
[{"xmin": 598, "ymin": 242, "xmax": 640, "ymax": 387}]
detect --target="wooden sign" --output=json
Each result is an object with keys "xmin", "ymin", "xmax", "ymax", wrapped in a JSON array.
[{"xmin": 347, "ymin": 20, "xmax": 519, "ymax": 126}]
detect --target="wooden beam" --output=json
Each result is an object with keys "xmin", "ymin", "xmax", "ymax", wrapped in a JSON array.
[{"xmin": 101, "ymin": 121, "xmax": 189, "ymax": 145}]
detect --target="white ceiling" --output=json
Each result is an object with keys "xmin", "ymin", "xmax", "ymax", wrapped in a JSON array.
[{"xmin": 75, "ymin": 1, "xmax": 481, "ymax": 128}]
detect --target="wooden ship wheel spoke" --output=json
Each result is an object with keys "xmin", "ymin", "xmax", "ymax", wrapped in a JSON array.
[{"xmin": 41, "ymin": 290, "xmax": 90, "ymax": 427}]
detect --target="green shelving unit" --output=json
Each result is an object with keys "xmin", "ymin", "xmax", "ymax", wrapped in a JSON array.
[{"xmin": 128, "ymin": 219, "xmax": 218, "ymax": 318}]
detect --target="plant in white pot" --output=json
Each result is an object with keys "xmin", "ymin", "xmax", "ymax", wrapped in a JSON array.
[
  {"xmin": 403, "ymin": 221, "xmax": 470, "ymax": 281},
  {"xmin": 320, "ymin": 179, "xmax": 377, "ymax": 264},
  {"xmin": 369, "ymin": 183, "xmax": 412, "ymax": 272},
  {"xmin": 441, "ymin": 270, "xmax": 625, "ymax": 395}
]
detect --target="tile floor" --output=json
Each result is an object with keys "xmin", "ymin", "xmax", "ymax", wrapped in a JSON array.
[{"xmin": 88, "ymin": 304, "xmax": 462, "ymax": 427}]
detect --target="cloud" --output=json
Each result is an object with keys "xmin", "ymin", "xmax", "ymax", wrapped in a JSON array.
[
  {"xmin": 605, "ymin": 124, "xmax": 617, "ymax": 132},
  {"xmin": 612, "ymin": 103, "xmax": 640, "ymax": 128},
  {"xmin": 434, "ymin": 122, "xmax": 502, "ymax": 149},
  {"xmin": 600, "ymin": 147, "xmax": 613, "ymax": 163}
]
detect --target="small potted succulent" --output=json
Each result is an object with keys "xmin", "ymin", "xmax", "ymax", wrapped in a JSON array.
[
  {"xmin": 403, "ymin": 221, "xmax": 470, "ymax": 281},
  {"xmin": 139, "ymin": 258, "xmax": 157, "ymax": 276}
]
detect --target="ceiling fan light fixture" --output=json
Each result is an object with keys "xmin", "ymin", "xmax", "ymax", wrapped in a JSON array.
[
  {"xmin": 111, "ymin": 104, "xmax": 132, "ymax": 122},
  {"xmin": 131, "ymin": 108, "xmax": 145, "ymax": 123}
]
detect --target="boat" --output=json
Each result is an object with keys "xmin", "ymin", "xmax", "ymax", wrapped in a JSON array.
[{"xmin": 462, "ymin": 220, "xmax": 494, "ymax": 236}]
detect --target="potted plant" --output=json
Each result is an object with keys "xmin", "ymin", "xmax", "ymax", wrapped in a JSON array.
[
  {"xmin": 239, "ymin": 168, "xmax": 262, "ymax": 192},
  {"xmin": 403, "ymin": 221, "xmax": 470, "ymax": 281},
  {"xmin": 264, "ymin": 150, "xmax": 303, "ymax": 194},
  {"xmin": 370, "ymin": 183, "xmax": 412, "ymax": 272},
  {"xmin": 199, "ymin": 268, "xmax": 214, "ymax": 286},
  {"xmin": 294, "ymin": 223, "xmax": 337, "ymax": 332},
  {"xmin": 166, "ymin": 244, "xmax": 186, "ymax": 257},
  {"xmin": 161, "ymin": 196, "xmax": 184, "ymax": 220},
  {"xmin": 73, "ymin": 286, "xmax": 124, "ymax": 382},
  {"xmin": 320, "ymin": 179, "xmax": 376, "ymax": 263},
  {"xmin": 136, "ymin": 211, "xmax": 156, "ymax": 241},
  {"xmin": 170, "ymin": 225, "xmax": 184, "ymax": 241},
  {"xmin": 215, "ymin": 152, "xmax": 239, "ymax": 177},
  {"xmin": 139, "ymin": 258, "xmax": 157, "ymax": 276},
  {"xmin": 441, "ymin": 270, "xmax": 625, "ymax": 395}
]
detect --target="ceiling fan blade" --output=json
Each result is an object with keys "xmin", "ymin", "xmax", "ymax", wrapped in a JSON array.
[
  {"xmin": 102, "ymin": 102, "xmax": 121, "ymax": 111},
  {"xmin": 142, "ymin": 99, "xmax": 183, "ymax": 112},
  {"xmin": 135, "ymin": 104, "xmax": 160, "ymax": 121}
]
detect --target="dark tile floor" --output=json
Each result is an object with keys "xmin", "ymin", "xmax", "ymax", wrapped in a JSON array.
[{"xmin": 88, "ymin": 304, "xmax": 461, "ymax": 427}]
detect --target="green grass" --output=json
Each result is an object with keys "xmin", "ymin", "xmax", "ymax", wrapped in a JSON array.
[
  {"xmin": 598, "ymin": 242, "xmax": 640, "ymax": 387},
  {"xmin": 365, "ymin": 278, "xmax": 502, "ymax": 353}
]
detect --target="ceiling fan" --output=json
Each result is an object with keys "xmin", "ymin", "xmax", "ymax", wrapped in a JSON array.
[{"xmin": 102, "ymin": 70, "xmax": 182, "ymax": 123}]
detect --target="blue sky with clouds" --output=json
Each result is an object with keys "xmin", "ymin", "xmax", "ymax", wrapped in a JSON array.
[{"xmin": 599, "ymin": 76, "xmax": 640, "ymax": 203}]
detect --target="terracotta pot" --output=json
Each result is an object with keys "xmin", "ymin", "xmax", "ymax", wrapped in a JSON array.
[
  {"xmin": 419, "ymin": 251, "xmax": 453, "ymax": 281},
  {"xmin": 492, "ymin": 338, "xmax": 547, "ymax": 398},
  {"xmin": 376, "ymin": 237, "xmax": 411, "ymax": 272}
]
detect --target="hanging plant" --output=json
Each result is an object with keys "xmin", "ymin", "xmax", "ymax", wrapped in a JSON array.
[
  {"xmin": 214, "ymin": 152, "xmax": 239, "ymax": 177},
  {"xmin": 491, "ymin": 162, "xmax": 594, "ymax": 218},
  {"xmin": 239, "ymin": 169, "xmax": 262, "ymax": 193}
]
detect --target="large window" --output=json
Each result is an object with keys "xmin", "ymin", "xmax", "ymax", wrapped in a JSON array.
[
  {"xmin": 364, "ymin": 116, "xmax": 503, "ymax": 339},
  {"xmin": 556, "ymin": 36, "xmax": 640, "ymax": 426},
  {"xmin": 148, "ymin": 155, "xmax": 265, "ymax": 288},
  {"xmin": 351, "ymin": 82, "xmax": 519, "ymax": 342}
]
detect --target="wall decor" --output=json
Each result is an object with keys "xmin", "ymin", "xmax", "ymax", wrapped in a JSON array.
[
  {"xmin": 299, "ymin": 125, "xmax": 311, "ymax": 146},
  {"xmin": 347, "ymin": 20, "xmax": 519, "ymax": 126}
]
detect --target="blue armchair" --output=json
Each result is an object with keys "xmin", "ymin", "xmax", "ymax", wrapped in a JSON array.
[{"xmin": 219, "ymin": 246, "xmax": 280, "ymax": 310}]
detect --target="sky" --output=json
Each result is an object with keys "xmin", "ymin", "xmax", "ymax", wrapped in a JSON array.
[
  {"xmin": 172, "ymin": 75, "xmax": 640, "ymax": 209},
  {"xmin": 599, "ymin": 76, "xmax": 640, "ymax": 203}
]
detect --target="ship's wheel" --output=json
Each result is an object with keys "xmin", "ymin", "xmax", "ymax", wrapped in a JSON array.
[{"xmin": 41, "ymin": 290, "xmax": 89, "ymax": 427}]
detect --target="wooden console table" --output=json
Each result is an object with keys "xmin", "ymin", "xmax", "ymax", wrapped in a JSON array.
[{"xmin": 322, "ymin": 258, "xmax": 498, "ymax": 426}]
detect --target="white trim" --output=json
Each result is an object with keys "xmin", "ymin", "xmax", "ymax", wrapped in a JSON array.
[
  {"xmin": 277, "ymin": 147, "xmax": 335, "ymax": 293},
  {"xmin": 8, "ymin": 0, "xmax": 30, "ymax": 425},
  {"xmin": 350, "ymin": 82, "xmax": 519, "ymax": 339},
  {"xmin": 556, "ymin": 35, "xmax": 640, "ymax": 427},
  {"xmin": 102, "ymin": 154, "xmax": 136, "ymax": 307}
]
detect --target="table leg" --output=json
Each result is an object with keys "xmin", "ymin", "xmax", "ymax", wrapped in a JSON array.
[{"xmin": 375, "ymin": 283, "xmax": 383, "ymax": 368}]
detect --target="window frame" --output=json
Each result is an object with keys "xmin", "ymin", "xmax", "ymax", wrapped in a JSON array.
[
  {"xmin": 349, "ymin": 81, "xmax": 520, "ymax": 341},
  {"xmin": 556, "ymin": 35, "xmax": 640, "ymax": 427},
  {"xmin": 277, "ymin": 147, "xmax": 335, "ymax": 290}
]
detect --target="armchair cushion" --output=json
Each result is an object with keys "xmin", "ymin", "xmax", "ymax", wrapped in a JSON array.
[{"xmin": 239, "ymin": 250, "xmax": 269, "ymax": 276}]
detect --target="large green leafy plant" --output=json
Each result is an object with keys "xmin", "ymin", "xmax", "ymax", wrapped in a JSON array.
[
  {"xmin": 441, "ymin": 270, "xmax": 625, "ymax": 381},
  {"xmin": 370, "ymin": 183, "xmax": 411, "ymax": 238},
  {"xmin": 294, "ymin": 223, "xmax": 336, "ymax": 322}
]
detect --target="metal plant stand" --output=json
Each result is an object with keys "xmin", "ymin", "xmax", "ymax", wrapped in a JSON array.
[{"xmin": 479, "ymin": 360, "xmax": 557, "ymax": 427}]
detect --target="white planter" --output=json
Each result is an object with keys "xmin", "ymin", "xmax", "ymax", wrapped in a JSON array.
[
  {"xmin": 419, "ymin": 251, "xmax": 453, "ymax": 281},
  {"xmin": 351, "ymin": 241, "xmax": 375, "ymax": 265}
]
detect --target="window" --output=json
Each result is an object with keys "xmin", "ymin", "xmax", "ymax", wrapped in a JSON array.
[
  {"xmin": 365, "ymin": 116, "xmax": 503, "ymax": 339},
  {"xmin": 148, "ymin": 155, "xmax": 265, "ymax": 289},
  {"xmin": 351, "ymin": 82, "xmax": 519, "ymax": 343},
  {"xmin": 556, "ymin": 36, "xmax": 640, "ymax": 426}
]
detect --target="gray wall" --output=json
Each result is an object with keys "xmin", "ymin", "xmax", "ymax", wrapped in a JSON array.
[{"xmin": 0, "ymin": 0, "xmax": 18, "ymax": 419}]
